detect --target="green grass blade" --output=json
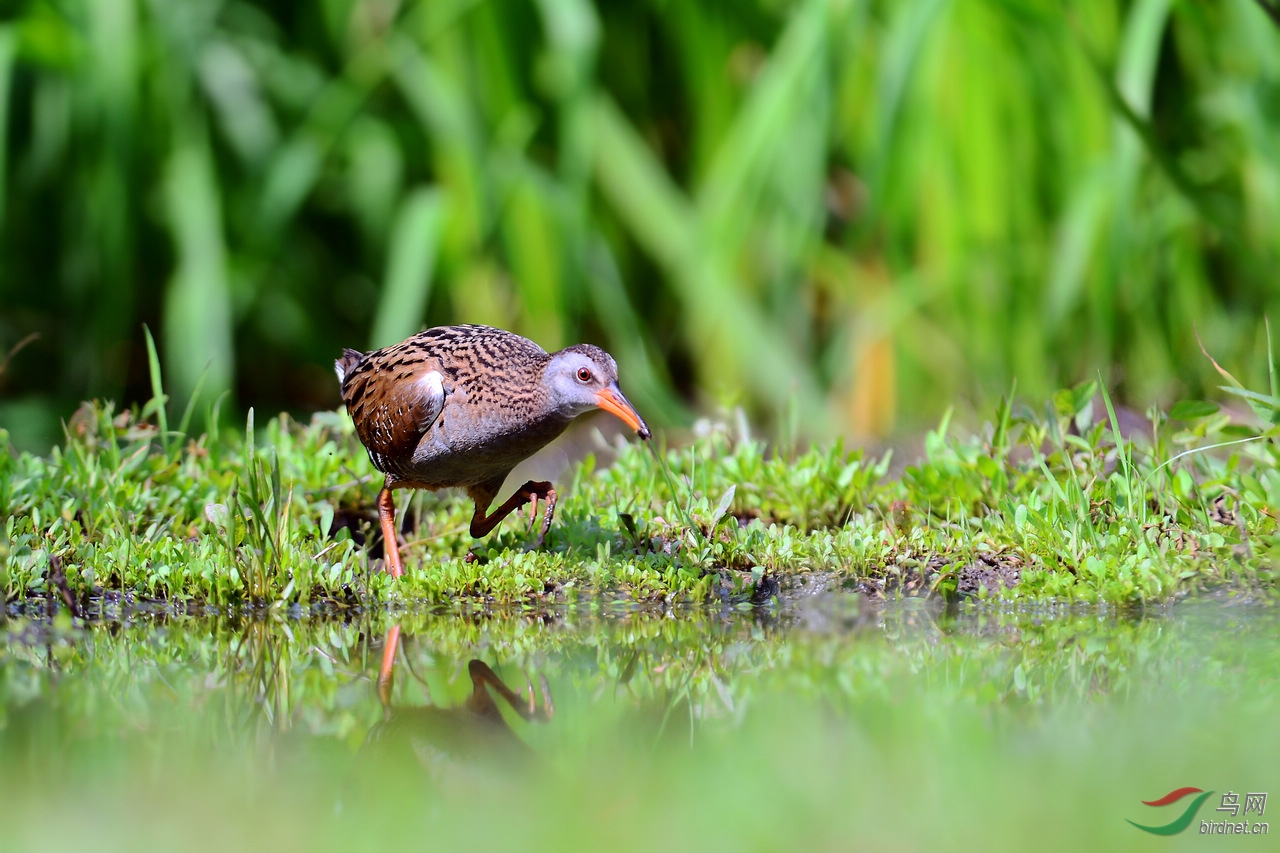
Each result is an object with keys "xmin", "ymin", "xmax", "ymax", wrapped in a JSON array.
[
  {"xmin": 142, "ymin": 325, "xmax": 170, "ymax": 455},
  {"xmin": 590, "ymin": 96, "xmax": 828, "ymax": 431},
  {"xmin": 369, "ymin": 187, "xmax": 447, "ymax": 349},
  {"xmin": 161, "ymin": 125, "xmax": 234, "ymax": 416},
  {"xmin": 501, "ymin": 169, "xmax": 566, "ymax": 348},
  {"xmin": 866, "ymin": 0, "xmax": 949, "ymax": 210},
  {"xmin": 245, "ymin": 406, "xmax": 255, "ymax": 462},
  {"xmin": 0, "ymin": 27, "xmax": 15, "ymax": 230},
  {"xmin": 1098, "ymin": 375, "xmax": 1137, "ymax": 521},
  {"xmin": 1219, "ymin": 386, "xmax": 1280, "ymax": 424},
  {"xmin": 1267, "ymin": 316, "xmax": 1278, "ymax": 403},
  {"xmin": 176, "ymin": 365, "xmax": 211, "ymax": 443}
]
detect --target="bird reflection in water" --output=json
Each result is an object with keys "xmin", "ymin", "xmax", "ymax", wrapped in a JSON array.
[{"xmin": 363, "ymin": 626, "xmax": 554, "ymax": 775}]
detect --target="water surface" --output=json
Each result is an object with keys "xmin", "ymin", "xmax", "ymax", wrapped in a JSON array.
[{"xmin": 3, "ymin": 594, "xmax": 1277, "ymax": 850}]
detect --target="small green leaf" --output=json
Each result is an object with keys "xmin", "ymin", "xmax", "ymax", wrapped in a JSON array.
[
  {"xmin": 1052, "ymin": 388, "xmax": 1075, "ymax": 419},
  {"xmin": 1169, "ymin": 400, "xmax": 1219, "ymax": 420},
  {"xmin": 316, "ymin": 502, "xmax": 335, "ymax": 543},
  {"xmin": 1071, "ymin": 380, "xmax": 1097, "ymax": 417},
  {"xmin": 709, "ymin": 484, "xmax": 737, "ymax": 533}
]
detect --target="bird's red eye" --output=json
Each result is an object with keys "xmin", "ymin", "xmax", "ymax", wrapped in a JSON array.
[{"xmin": 576, "ymin": 367, "xmax": 592, "ymax": 382}]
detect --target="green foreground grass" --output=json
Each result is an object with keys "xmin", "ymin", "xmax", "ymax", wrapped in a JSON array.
[{"xmin": 2, "ymin": 379, "xmax": 1278, "ymax": 608}]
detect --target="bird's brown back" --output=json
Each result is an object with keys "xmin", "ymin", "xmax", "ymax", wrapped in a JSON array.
[{"xmin": 339, "ymin": 325, "xmax": 567, "ymax": 487}]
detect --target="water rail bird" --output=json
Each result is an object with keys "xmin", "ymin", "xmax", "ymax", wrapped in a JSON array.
[{"xmin": 336, "ymin": 324, "xmax": 650, "ymax": 576}]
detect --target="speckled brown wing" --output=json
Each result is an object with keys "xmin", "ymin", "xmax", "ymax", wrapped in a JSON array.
[{"xmin": 339, "ymin": 345, "xmax": 446, "ymax": 475}]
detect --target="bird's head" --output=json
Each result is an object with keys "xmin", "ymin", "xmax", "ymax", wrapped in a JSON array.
[{"xmin": 545, "ymin": 344, "xmax": 650, "ymax": 439}]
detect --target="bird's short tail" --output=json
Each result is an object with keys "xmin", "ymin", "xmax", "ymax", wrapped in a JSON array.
[{"xmin": 334, "ymin": 348, "xmax": 365, "ymax": 385}]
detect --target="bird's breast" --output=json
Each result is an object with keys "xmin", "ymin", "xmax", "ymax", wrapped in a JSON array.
[{"xmin": 394, "ymin": 392, "xmax": 570, "ymax": 487}]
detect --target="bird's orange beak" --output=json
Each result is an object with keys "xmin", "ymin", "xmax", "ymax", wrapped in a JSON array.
[{"xmin": 596, "ymin": 385, "xmax": 651, "ymax": 440}]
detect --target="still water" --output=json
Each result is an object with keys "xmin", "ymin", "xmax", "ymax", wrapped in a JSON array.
[{"xmin": 2, "ymin": 594, "xmax": 1277, "ymax": 851}]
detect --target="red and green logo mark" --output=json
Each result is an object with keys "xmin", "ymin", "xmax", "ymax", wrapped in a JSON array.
[{"xmin": 1127, "ymin": 788, "xmax": 1214, "ymax": 835}]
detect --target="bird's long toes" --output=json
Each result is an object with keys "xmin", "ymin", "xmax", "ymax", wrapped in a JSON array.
[
  {"xmin": 526, "ymin": 494, "xmax": 539, "ymax": 533},
  {"xmin": 537, "ymin": 489, "xmax": 556, "ymax": 542}
]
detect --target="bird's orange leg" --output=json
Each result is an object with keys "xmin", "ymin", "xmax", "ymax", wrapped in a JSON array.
[
  {"xmin": 469, "ymin": 480, "xmax": 557, "ymax": 546},
  {"xmin": 377, "ymin": 624, "xmax": 401, "ymax": 708},
  {"xmin": 377, "ymin": 486, "xmax": 403, "ymax": 577}
]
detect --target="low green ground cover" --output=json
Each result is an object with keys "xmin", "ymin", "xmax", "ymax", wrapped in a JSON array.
[{"xmin": 1, "ymin": 381, "xmax": 1278, "ymax": 609}]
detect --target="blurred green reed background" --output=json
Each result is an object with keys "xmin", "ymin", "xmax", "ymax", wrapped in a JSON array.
[{"xmin": 1, "ymin": 0, "xmax": 1279, "ymax": 452}]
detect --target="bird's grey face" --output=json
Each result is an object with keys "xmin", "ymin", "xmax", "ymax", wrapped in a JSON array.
[{"xmin": 545, "ymin": 345, "xmax": 650, "ymax": 438}]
